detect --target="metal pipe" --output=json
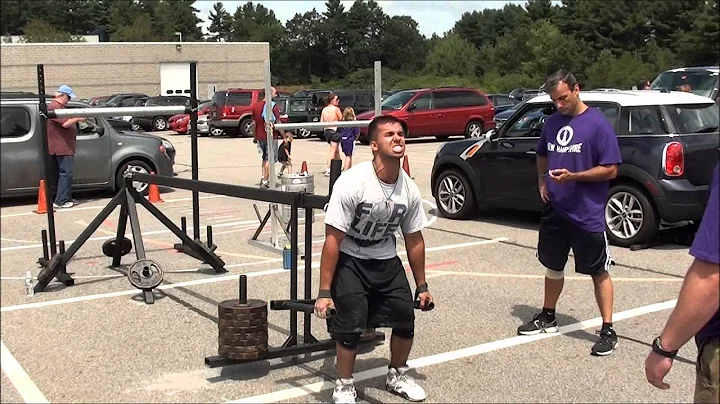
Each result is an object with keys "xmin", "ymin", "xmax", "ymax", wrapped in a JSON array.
[
  {"xmin": 264, "ymin": 59, "xmax": 279, "ymax": 249},
  {"xmin": 190, "ymin": 62, "xmax": 200, "ymax": 240},
  {"xmin": 239, "ymin": 275, "xmax": 247, "ymax": 304},
  {"xmin": 274, "ymin": 120, "xmax": 372, "ymax": 131},
  {"xmin": 37, "ymin": 65, "xmax": 58, "ymax": 256},
  {"xmin": 374, "ymin": 60, "xmax": 382, "ymax": 117},
  {"xmin": 47, "ymin": 105, "xmax": 189, "ymax": 119}
]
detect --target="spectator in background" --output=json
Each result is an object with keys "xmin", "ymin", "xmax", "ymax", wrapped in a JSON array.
[
  {"xmin": 47, "ymin": 85, "xmax": 84, "ymax": 209},
  {"xmin": 637, "ymin": 79, "xmax": 651, "ymax": 90},
  {"xmin": 321, "ymin": 92, "xmax": 342, "ymax": 176},
  {"xmin": 339, "ymin": 107, "xmax": 359, "ymax": 171},
  {"xmin": 277, "ymin": 131, "xmax": 293, "ymax": 176},
  {"xmin": 252, "ymin": 87, "xmax": 281, "ymax": 188}
]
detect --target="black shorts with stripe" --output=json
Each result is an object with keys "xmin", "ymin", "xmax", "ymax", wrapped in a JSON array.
[
  {"xmin": 537, "ymin": 204, "xmax": 612, "ymax": 276},
  {"xmin": 327, "ymin": 252, "xmax": 415, "ymax": 334}
]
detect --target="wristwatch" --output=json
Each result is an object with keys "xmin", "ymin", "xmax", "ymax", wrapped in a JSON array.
[{"xmin": 652, "ymin": 337, "xmax": 678, "ymax": 359}]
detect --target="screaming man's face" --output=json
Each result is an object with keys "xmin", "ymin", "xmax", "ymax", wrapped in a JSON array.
[{"xmin": 371, "ymin": 122, "xmax": 405, "ymax": 158}]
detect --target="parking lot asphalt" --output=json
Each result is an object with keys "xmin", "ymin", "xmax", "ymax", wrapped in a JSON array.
[{"xmin": 0, "ymin": 132, "xmax": 700, "ymax": 403}]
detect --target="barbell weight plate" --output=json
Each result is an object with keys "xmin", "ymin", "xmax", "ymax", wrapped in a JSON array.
[
  {"xmin": 102, "ymin": 237, "xmax": 133, "ymax": 257},
  {"xmin": 127, "ymin": 259, "xmax": 163, "ymax": 290},
  {"xmin": 218, "ymin": 346, "xmax": 269, "ymax": 362},
  {"xmin": 217, "ymin": 298, "xmax": 269, "ymax": 361}
]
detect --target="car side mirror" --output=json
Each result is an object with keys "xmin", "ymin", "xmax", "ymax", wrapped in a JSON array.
[
  {"xmin": 95, "ymin": 125, "xmax": 105, "ymax": 136},
  {"xmin": 485, "ymin": 129, "xmax": 498, "ymax": 142},
  {"xmin": 407, "ymin": 103, "xmax": 417, "ymax": 111}
]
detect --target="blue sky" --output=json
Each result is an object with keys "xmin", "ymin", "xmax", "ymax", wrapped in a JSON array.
[{"xmin": 196, "ymin": 1, "xmax": 529, "ymax": 38}]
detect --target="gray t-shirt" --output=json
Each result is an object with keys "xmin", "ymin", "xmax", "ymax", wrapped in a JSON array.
[{"xmin": 324, "ymin": 161, "xmax": 427, "ymax": 260}]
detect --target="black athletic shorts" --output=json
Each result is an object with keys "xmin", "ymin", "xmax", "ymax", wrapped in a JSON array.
[
  {"xmin": 537, "ymin": 204, "xmax": 611, "ymax": 276},
  {"xmin": 324, "ymin": 129, "xmax": 341, "ymax": 144},
  {"xmin": 328, "ymin": 252, "xmax": 415, "ymax": 334}
]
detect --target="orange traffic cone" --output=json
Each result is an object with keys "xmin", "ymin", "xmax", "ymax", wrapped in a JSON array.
[
  {"xmin": 402, "ymin": 155, "xmax": 413, "ymax": 179},
  {"xmin": 301, "ymin": 161, "xmax": 308, "ymax": 175},
  {"xmin": 147, "ymin": 172, "xmax": 163, "ymax": 203},
  {"xmin": 34, "ymin": 180, "xmax": 50, "ymax": 214}
]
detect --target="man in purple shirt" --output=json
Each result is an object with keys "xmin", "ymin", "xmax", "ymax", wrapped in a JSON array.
[
  {"xmin": 517, "ymin": 70, "xmax": 623, "ymax": 357},
  {"xmin": 645, "ymin": 163, "xmax": 719, "ymax": 403}
]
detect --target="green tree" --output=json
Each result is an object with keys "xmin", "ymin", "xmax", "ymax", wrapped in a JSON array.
[
  {"xmin": 111, "ymin": 13, "xmax": 157, "ymax": 42},
  {"xmin": 424, "ymin": 34, "xmax": 481, "ymax": 78},
  {"xmin": 19, "ymin": 18, "xmax": 86, "ymax": 42},
  {"xmin": 207, "ymin": 2, "xmax": 233, "ymax": 42}
]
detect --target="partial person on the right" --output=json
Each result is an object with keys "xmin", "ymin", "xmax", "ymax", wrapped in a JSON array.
[{"xmin": 645, "ymin": 163, "xmax": 720, "ymax": 404}]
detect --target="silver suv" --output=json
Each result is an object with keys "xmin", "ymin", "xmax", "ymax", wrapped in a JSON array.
[{"xmin": 0, "ymin": 93, "xmax": 176, "ymax": 198}]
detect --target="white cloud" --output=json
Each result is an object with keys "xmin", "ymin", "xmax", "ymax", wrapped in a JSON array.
[{"xmin": 195, "ymin": 1, "xmax": 528, "ymax": 38}]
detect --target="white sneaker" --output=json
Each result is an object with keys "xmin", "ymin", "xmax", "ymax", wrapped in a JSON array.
[
  {"xmin": 386, "ymin": 366, "xmax": 426, "ymax": 402},
  {"xmin": 332, "ymin": 378, "xmax": 357, "ymax": 403},
  {"xmin": 52, "ymin": 201, "xmax": 74, "ymax": 209}
]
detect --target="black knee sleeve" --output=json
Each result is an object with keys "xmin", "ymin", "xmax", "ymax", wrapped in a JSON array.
[
  {"xmin": 333, "ymin": 332, "xmax": 361, "ymax": 350},
  {"xmin": 392, "ymin": 327, "xmax": 414, "ymax": 339}
]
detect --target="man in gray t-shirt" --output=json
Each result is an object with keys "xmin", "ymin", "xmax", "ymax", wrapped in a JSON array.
[{"xmin": 315, "ymin": 115, "xmax": 432, "ymax": 403}]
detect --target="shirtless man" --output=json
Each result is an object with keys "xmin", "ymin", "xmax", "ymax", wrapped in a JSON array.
[{"xmin": 321, "ymin": 92, "xmax": 343, "ymax": 176}]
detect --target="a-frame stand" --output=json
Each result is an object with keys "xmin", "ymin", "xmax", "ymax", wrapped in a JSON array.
[{"xmin": 34, "ymin": 174, "xmax": 227, "ymax": 304}]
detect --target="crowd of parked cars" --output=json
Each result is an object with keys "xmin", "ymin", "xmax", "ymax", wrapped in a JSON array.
[{"xmin": 2, "ymin": 65, "xmax": 717, "ymax": 250}]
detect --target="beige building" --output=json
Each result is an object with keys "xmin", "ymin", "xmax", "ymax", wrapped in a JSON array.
[{"xmin": 0, "ymin": 41, "xmax": 269, "ymax": 100}]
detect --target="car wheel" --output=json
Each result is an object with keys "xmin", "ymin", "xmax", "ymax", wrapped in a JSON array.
[
  {"xmin": 465, "ymin": 120, "xmax": 484, "ymax": 138},
  {"xmin": 131, "ymin": 123, "xmax": 141, "ymax": 131},
  {"xmin": 210, "ymin": 127, "xmax": 224, "ymax": 136},
  {"xmin": 240, "ymin": 118, "xmax": 254, "ymax": 137},
  {"xmin": 296, "ymin": 128, "xmax": 312, "ymax": 139},
  {"xmin": 153, "ymin": 117, "xmax": 168, "ymax": 131},
  {"xmin": 605, "ymin": 184, "xmax": 659, "ymax": 247},
  {"xmin": 434, "ymin": 169, "xmax": 476, "ymax": 220},
  {"xmin": 115, "ymin": 160, "xmax": 154, "ymax": 196}
]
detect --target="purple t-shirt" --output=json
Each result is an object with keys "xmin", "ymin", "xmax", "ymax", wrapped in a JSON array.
[
  {"xmin": 692, "ymin": 163, "xmax": 720, "ymax": 347},
  {"xmin": 536, "ymin": 107, "xmax": 622, "ymax": 233}
]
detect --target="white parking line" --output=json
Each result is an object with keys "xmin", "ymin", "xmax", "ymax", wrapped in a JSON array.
[
  {"xmin": 0, "ymin": 194, "xmax": 228, "ymax": 218},
  {"xmin": 0, "ymin": 214, "xmax": 326, "ymax": 252},
  {"xmin": 0, "ymin": 238, "xmax": 507, "ymax": 312},
  {"xmin": 227, "ymin": 298, "xmax": 678, "ymax": 403},
  {"xmin": 1, "ymin": 341, "xmax": 49, "ymax": 403}
]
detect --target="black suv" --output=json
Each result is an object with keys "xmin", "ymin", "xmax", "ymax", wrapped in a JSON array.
[{"xmin": 430, "ymin": 90, "xmax": 719, "ymax": 247}]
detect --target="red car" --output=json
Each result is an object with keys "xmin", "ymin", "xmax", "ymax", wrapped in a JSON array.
[
  {"xmin": 356, "ymin": 87, "xmax": 495, "ymax": 144},
  {"xmin": 169, "ymin": 102, "xmax": 211, "ymax": 134}
]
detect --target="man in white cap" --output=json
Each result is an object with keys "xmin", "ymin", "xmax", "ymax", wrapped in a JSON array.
[{"xmin": 47, "ymin": 85, "xmax": 84, "ymax": 208}]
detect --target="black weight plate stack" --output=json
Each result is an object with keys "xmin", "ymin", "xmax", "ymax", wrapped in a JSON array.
[{"xmin": 217, "ymin": 298, "xmax": 269, "ymax": 361}]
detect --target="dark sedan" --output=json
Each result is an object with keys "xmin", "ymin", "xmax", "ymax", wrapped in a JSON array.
[{"xmin": 430, "ymin": 90, "xmax": 719, "ymax": 247}]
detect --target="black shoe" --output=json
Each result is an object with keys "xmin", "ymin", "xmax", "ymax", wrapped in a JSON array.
[
  {"xmin": 592, "ymin": 328, "xmax": 618, "ymax": 356},
  {"xmin": 517, "ymin": 312, "xmax": 559, "ymax": 335}
]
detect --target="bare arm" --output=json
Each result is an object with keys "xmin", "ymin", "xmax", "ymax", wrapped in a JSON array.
[
  {"xmin": 318, "ymin": 225, "xmax": 345, "ymax": 291},
  {"xmin": 657, "ymin": 258, "xmax": 720, "ymax": 351},
  {"xmin": 404, "ymin": 231, "xmax": 426, "ymax": 287},
  {"xmin": 537, "ymin": 156, "xmax": 548, "ymax": 179},
  {"xmin": 570, "ymin": 164, "xmax": 618, "ymax": 182}
]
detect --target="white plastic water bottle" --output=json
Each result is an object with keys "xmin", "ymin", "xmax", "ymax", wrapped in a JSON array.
[{"xmin": 24, "ymin": 269, "xmax": 34, "ymax": 297}]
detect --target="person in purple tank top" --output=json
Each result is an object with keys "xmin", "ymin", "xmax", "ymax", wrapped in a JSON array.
[
  {"xmin": 645, "ymin": 163, "xmax": 719, "ymax": 403},
  {"xmin": 517, "ymin": 70, "xmax": 623, "ymax": 357}
]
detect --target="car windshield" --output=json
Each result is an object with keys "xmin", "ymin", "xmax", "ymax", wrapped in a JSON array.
[
  {"xmin": 381, "ymin": 91, "xmax": 417, "ymax": 110},
  {"xmin": 105, "ymin": 95, "xmax": 123, "ymax": 106},
  {"xmin": 651, "ymin": 69, "xmax": 719, "ymax": 98},
  {"xmin": 665, "ymin": 103, "xmax": 719, "ymax": 134}
]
